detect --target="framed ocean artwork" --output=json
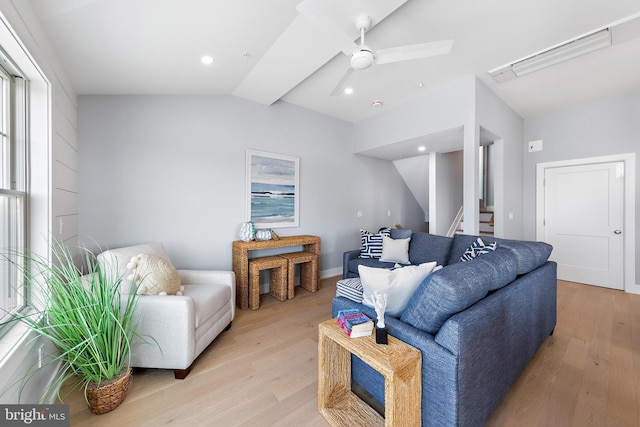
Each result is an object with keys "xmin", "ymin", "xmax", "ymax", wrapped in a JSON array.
[{"xmin": 246, "ymin": 150, "xmax": 299, "ymax": 228}]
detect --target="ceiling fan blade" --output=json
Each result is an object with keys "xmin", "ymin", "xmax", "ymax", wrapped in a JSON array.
[
  {"xmin": 375, "ymin": 39, "xmax": 454, "ymax": 65},
  {"xmin": 296, "ymin": 1, "xmax": 358, "ymax": 56},
  {"xmin": 330, "ymin": 67, "xmax": 355, "ymax": 96}
]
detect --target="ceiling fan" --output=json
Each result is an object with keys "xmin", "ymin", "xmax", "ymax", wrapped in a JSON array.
[{"xmin": 297, "ymin": 3, "xmax": 454, "ymax": 96}]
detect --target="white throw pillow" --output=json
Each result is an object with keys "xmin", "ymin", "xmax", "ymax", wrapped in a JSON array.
[
  {"xmin": 359, "ymin": 261, "xmax": 438, "ymax": 317},
  {"xmin": 379, "ymin": 236, "xmax": 411, "ymax": 264},
  {"xmin": 127, "ymin": 254, "xmax": 184, "ymax": 296}
]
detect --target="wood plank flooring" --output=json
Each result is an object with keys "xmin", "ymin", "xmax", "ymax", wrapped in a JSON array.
[
  {"xmin": 486, "ymin": 280, "xmax": 640, "ymax": 427},
  {"xmin": 63, "ymin": 278, "xmax": 640, "ymax": 426}
]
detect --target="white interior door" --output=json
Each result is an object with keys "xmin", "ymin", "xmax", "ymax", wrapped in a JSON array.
[{"xmin": 543, "ymin": 162, "xmax": 624, "ymax": 289}]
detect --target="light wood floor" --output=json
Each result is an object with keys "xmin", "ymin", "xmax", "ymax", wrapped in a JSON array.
[{"xmin": 63, "ymin": 278, "xmax": 640, "ymax": 427}]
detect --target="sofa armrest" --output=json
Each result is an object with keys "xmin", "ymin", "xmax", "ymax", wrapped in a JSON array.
[
  {"xmin": 130, "ymin": 295, "xmax": 196, "ymax": 369},
  {"xmin": 177, "ymin": 270, "xmax": 236, "ymax": 317},
  {"xmin": 177, "ymin": 269, "xmax": 235, "ymax": 287},
  {"xmin": 343, "ymin": 250, "xmax": 361, "ymax": 278}
]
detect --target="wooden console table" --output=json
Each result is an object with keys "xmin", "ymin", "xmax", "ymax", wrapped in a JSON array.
[
  {"xmin": 232, "ymin": 235, "xmax": 321, "ymax": 309},
  {"xmin": 318, "ymin": 319, "xmax": 421, "ymax": 427}
]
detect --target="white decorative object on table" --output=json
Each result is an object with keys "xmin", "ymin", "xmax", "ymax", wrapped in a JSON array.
[
  {"xmin": 239, "ymin": 221, "xmax": 255, "ymax": 242},
  {"xmin": 255, "ymin": 229, "xmax": 272, "ymax": 241},
  {"xmin": 372, "ymin": 290, "xmax": 388, "ymax": 344}
]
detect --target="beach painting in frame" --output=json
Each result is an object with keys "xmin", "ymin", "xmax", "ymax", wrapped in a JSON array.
[{"xmin": 246, "ymin": 150, "xmax": 299, "ymax": 228}]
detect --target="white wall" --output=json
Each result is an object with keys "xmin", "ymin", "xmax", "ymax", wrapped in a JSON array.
[
  {"xmin": 77, "ymin": 95, "xmax": 423, "ymax": 276},
  {"xmin": 353, "ymin": 77, "xmax": 475, "ymax": 154},
  {"xmin": 431, "ymin": 151, "xmax": 464, "ymax": 235},
  {"xmin": 475, "ymin": 78, "xmax": 524, "ymax": 239},
  {"xmin": 0, "ymin": 1, "xmax": 77, "ymax": 404},
  {"xmin": 393, "ymin": 155, "xmax": 430, "ymax": 224},
  {"xmin": 523, "ymin": 91, "xmax": 640, "ymax": 285}
]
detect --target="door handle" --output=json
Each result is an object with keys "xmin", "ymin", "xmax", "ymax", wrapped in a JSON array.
[{"xmin": 614, "ymin": 230, "xmax": 622, "ymax": 234}]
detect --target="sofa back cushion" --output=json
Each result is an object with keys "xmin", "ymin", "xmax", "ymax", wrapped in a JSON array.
[
  {"xmin": 499, "ymin": 241, "xmax": 553, "ymax": 275},
  {"xmin": 409, "ymin": 232, "xmax": 453, "ymax": 266},
  {"xmin": 471, "ymin": 247, "xmax": 518, "ymax": 291},
  {"xmin": 401, "ymin": 247, "xmax": 518, "ymax": 334},
  {"xmin": 97, "ymin": 242, "xmax": 169, "ymax": 294},
  {"xmin": 447, "ymin": 234, "xmax": 553, "ymax": 273}
]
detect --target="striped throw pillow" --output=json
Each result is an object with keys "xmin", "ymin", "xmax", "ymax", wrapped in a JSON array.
[{"xmin": 360, "ymin": 228, "xmax": 391, "ymax": 259}]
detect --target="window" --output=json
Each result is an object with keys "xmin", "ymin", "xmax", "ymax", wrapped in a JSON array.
[{"xmin": 0, "ymin": 57, "xmax": 27, "ymax": 326}]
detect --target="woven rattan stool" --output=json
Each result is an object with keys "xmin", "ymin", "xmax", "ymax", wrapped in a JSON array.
[
  {"xmin": 248, "ymin": 255, "xmax": 288, "ymax": 310},
  {"xmin": 278, "ymin": 251, "xmax": 319, "ymax": 298}
]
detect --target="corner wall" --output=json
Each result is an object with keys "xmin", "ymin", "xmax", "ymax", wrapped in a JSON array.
[{"xmin": 353, "ymin": 76, "xmax": 524, "ymax": 239}]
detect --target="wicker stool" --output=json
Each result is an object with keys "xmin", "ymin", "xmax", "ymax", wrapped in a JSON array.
[
  {"xmin": 248, "ymin": 256, "xmax": 288, "ymax": 310},
  {"xmin": 278, "ymin": 251, "xmax": 319, "ymax": 298}
]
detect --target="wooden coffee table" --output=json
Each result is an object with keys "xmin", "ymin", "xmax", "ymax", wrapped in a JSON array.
[{"xmin": 317, "ymin": 319, "xmax": 421, "ymax": 427}]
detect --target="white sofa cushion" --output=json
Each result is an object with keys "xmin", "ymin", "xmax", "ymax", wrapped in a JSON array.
[{"xmin": 359, "ymin": 261, "xmax": 438, "ymax": 317}]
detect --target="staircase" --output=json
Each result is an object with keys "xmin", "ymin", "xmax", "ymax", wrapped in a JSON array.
[{"xmin": 448, "ymin": 208, "xmax": 494, "ymax": 237}]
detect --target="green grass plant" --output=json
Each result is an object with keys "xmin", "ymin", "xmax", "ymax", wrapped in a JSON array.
[{"xmin": 2, "ymin": 241, "xmax": 139, "ymax": 403}]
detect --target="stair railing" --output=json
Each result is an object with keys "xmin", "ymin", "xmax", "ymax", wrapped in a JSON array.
[{"xmin": 447, "ymin": 206, "xmax": 464, "ymax": 237}]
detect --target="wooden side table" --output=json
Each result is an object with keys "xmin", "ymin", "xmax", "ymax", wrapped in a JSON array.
[{"xmin": 317, "ymin": 319, "xmax": 421, "ymax": 427}]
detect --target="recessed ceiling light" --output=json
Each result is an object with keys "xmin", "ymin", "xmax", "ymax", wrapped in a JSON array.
[
  {"xmin": 417, "ymin": 82, "xmax": 424, "ymax": 88},
  {"xmin": 344, "ymin": 87, "xmax": 354, "ymax": 95},
  {"xmin": 200, "ymin": 55, "xmax": 214, "ymax": 65},
  {"xmin": 372, "ymin": 100, "xmax": 383, "ymax": 107},
  {"xmin": 418, "ymin": 146, "xmax": 426, "ymax": 152}
]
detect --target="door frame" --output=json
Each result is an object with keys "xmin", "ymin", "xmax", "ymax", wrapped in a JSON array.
[{"xmin": 536, "ymin": 153, "xmax": 636, "ymax": 294}]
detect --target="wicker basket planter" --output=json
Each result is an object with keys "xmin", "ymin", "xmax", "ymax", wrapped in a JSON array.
[{"xmin": 86, "ymin": 369, "xmax": 132, "ymax": 415}]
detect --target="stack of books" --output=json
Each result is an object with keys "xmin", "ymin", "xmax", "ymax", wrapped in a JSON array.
[{"xmin": 337, "ymin": 309, "xmax": 373, "ymax": 338}]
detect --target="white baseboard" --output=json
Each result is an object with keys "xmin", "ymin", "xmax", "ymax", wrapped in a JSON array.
[{"xmin": 321, "ymin": 267, "xmax": 342, "ymax": 280}]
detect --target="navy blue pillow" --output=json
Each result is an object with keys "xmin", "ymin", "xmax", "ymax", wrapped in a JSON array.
[
  {"xmin": 408, "ymin": 232, "xmax": 453, "ymax": 266},
  {"xmin": 390, "ymin": 228, "xmax": 412, "ymax": 239}
]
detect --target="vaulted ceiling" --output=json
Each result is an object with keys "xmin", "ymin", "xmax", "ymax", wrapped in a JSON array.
[{"xmin": 29, "ymin": 0, "xmax": 640, "ymax": 123}]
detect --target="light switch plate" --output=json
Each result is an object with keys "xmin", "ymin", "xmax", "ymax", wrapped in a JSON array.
[{"xmin": 528, "ymin": 140, "xmax": 543, "ymax": 152}]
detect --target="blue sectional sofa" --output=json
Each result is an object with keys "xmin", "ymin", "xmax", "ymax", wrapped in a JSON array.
[{"xmin": 334, "ymin": 232, "xmax": 557, "ymax": 427}]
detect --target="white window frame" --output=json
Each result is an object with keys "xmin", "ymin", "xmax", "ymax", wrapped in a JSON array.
[
  {"xmin": 0, "ymin": 56, "xmax": 27, "ymax": 328},
  {"xmin": 0, "ymin": 11, "xmax": 52, "ymax": 401}
]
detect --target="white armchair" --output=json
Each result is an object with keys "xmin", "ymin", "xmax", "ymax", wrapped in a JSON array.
[{"xmin": 96, "ymin": 242, "xmax": 235, "ymax": 379}]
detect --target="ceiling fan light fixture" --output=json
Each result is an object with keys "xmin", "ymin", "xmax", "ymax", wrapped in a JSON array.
[{"xmin": 351, "ymin": 48, "xmax": 374, "ymax": 70}]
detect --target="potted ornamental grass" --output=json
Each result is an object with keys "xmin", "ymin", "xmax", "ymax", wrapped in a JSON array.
[{"xmin": 2, "ymin": 242, "xmax": 140, "ymax": 414}]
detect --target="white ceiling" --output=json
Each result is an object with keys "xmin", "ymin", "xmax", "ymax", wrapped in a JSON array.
[{"xmin": 28, "ymin": 0, "xmax": 640, "ymax": 126}]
